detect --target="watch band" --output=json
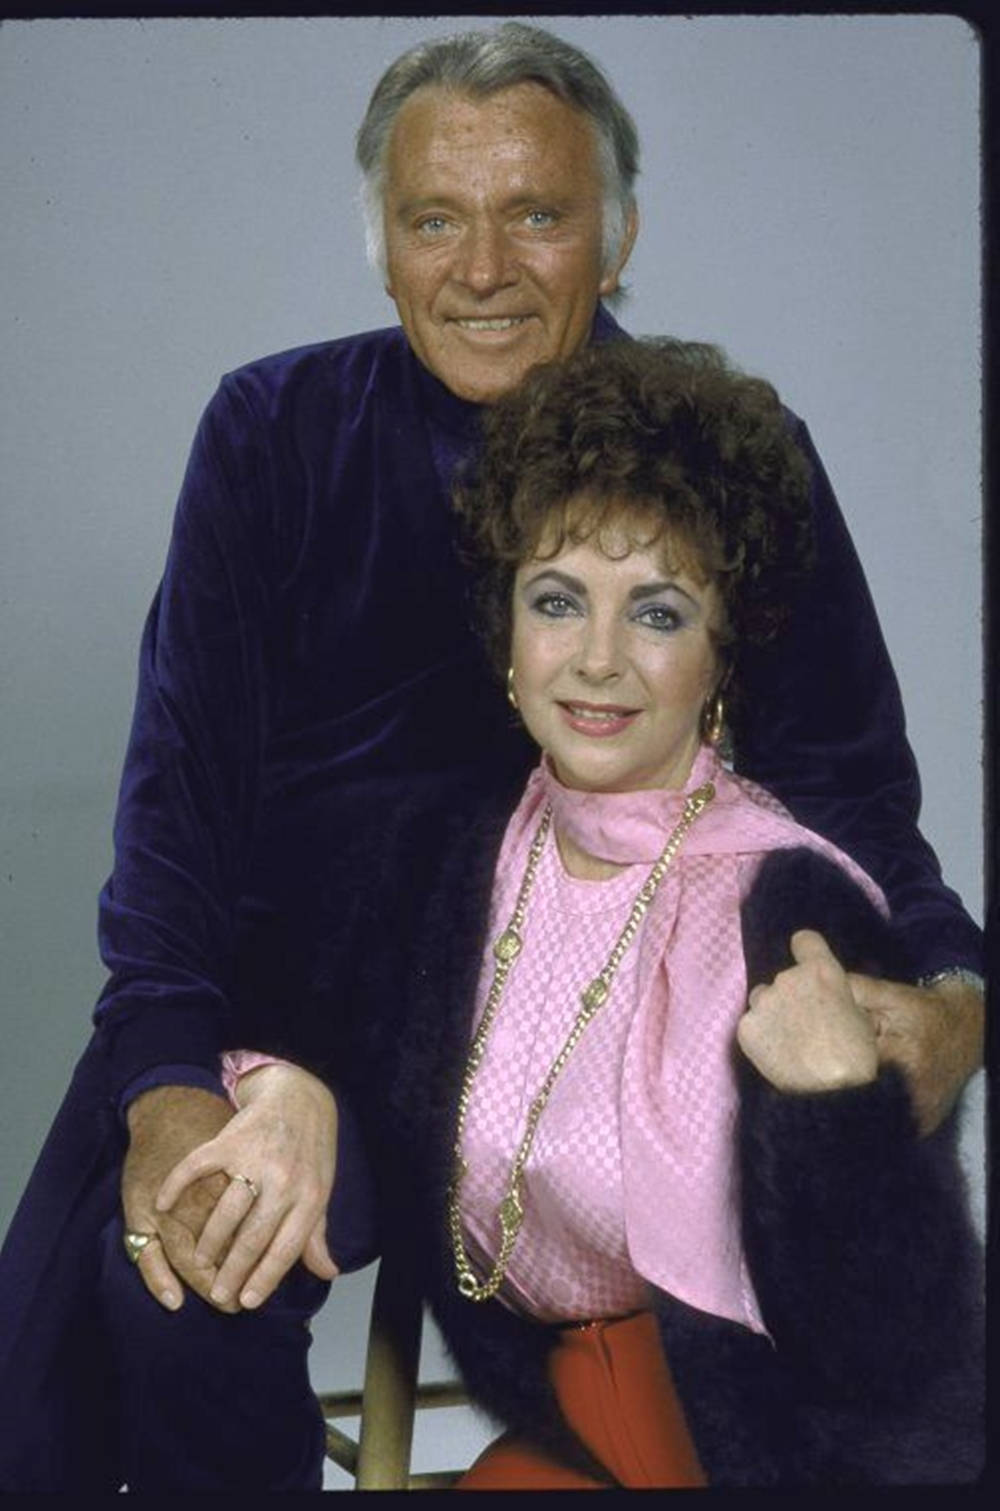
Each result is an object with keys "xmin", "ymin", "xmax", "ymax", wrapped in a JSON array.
[{"xmin": 917, "ymin": 967, "xmax": 985, "ymax": 996}]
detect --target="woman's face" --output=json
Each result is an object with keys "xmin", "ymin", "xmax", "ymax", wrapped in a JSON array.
[{"xmin": 510, "ymin": 515, "xmax": 723, "ymax": 793}]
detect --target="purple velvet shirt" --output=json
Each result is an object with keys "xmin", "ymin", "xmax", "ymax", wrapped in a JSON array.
[{"xmin": 92, "ymin": 307, "xmax": 981, "ymax": 1105}]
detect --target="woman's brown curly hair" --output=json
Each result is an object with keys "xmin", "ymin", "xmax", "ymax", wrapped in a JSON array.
[{"xmin": 454, "ymin": 337, "xmax": 814, "ymax": 697}]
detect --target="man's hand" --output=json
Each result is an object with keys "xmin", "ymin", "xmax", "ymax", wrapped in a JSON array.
[
  {"xmin": 847, "ymin": 972, "xmax": 984, "ymax": 1136},
  {"xmin": 738, "ymin": 930, "xmax": 878, "ymax": 1093},
  {"xmin": 155, "ymin": 1062, "xmax": 339, "ymax": 1312},
  {"xmin": 122, "ymin": 1084, "xmax": 236, "ymax": 1312}
]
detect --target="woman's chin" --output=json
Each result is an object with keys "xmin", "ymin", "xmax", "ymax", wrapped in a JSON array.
[
  {"xmin": 544, "ymin": 740, "xmax": 700, "ymax": 796},
  {"xmin": 548, "ymin": 757, "xmax": 661, "ymax": 795}
]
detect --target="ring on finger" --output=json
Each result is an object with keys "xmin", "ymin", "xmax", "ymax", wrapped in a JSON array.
[
  {"xmin": 123, "ymin": 1230, "xmax": 159, "ymax": 1265},
  {"xmin": 230, "ymin": 1172, "xmax": 260, "ymax": 1201}
]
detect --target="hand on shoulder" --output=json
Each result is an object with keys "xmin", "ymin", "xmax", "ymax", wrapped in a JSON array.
[{"xmin": 737, "ymin": 929, "xmax": 878, "ymax": 1095}]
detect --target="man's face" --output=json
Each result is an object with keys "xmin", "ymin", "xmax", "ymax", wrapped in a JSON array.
[{"xmin": 382, "ymin": 83, "xmax": 636, "ymax": 405}]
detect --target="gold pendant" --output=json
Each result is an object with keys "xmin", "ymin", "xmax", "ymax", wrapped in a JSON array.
[
  {"xmin": 580, "ymin": 978, "xmax": 609, "ymax": 1013},
  {"xmin": 493, "ymin": 927, "xmax": 522, "ymax": 964},
  {"xmin": 499, "ymin": 1186, "xmax": 524, "ymax": 1244}
]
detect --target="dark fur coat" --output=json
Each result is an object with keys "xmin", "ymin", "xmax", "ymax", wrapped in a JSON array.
[{"xmin": 237, "ymin": 770, "xmax": 985, "ymax": 1487}]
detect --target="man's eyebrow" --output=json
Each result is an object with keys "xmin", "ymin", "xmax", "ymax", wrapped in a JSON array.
[
  {"xmin": 391, "ymin": 189, "xmax": 585, "ymax": 219},
  {"xmin": 391, "ymin": 193, "xmax": 460, "ymax": 217}
]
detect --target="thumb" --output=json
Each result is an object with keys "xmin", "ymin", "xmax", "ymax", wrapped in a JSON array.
[
  {"xmin": 845, "ymin": 968, "xmax": 897, "ymax": 1006},
  {"xmin": 302, "ymin": 1219, "xmax": 339, "ymax": 1282},
  {"xmin": 844, "ymin": 970, "xmax": 897, "ymax": 1018},
  {"xmin": 789, "ymin": 929, "xmax": 837, "ymax": 967}
]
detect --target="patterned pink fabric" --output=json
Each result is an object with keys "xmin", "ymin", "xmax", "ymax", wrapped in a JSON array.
[
  {"xmin": 219, "ymin": 1048, "xmax": 288, "ymax": 1103},
  {"xmin": 461, "ymin": 841, "xmax": 655, "ymax": 1322},
  {"xmin": 458, "ymin": 747, "xmax": 886, "ymax": 1330}
]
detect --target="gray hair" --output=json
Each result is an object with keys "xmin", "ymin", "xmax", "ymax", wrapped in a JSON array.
[{"xmin": 355, "ymin": 22, "xmax": 639, "ymax": 279}]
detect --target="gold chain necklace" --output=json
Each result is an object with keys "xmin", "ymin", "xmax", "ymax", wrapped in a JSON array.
[{"xmin": 448, "ymin": 779, "xmax": 716, "ymax": 1302}]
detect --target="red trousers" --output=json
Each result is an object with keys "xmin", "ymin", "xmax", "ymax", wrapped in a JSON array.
[{"xmin": 457, "ymin": 1310, "xmax": 706, "ymax": 1489}]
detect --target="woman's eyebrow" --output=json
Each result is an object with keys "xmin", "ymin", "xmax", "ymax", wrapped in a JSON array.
[
  {"xmin": 629, "ymin": 580, "xmax": 700, "ymax": 607},
  {"xmin": 520, "ymin": 568, "xmax": 588, "ymax": 595}
]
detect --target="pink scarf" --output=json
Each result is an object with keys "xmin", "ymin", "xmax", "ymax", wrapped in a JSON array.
[{"xmin": 511, "ymin": 746, "xmax": 888, "ymax": 1333}]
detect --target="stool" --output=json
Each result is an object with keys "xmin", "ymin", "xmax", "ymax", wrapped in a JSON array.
[{"xmin": 317, "ymin": 1250, "xmax": 468, "ymax": 1489}]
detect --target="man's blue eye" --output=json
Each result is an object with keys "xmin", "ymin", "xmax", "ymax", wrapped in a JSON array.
[{"xmin": 525, "ymin": 209, "xmax": 557, "ymax": 228}]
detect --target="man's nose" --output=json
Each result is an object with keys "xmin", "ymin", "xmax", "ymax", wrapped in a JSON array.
[{"xmin": 453, "ymin": 220, "xmax": 516, "ymax": 294}]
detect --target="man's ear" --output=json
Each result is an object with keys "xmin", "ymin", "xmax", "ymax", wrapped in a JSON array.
[{"xmin": 599, "ymin": 202, "xmax": 639, "ymax": 297}]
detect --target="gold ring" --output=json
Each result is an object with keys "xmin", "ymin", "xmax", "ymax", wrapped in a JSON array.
[
  {"xmin": 123, "ymin": 1230, "xmax": 156, "ymax": 1265},
  {"xmin": 230, "ymin": 1173, "xmax": 259, "ymax": 1200}
]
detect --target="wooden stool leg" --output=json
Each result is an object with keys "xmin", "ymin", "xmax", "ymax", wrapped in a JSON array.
[{"xmin": 355, "ymin": 1251, "xmax": 424, "ymax": 1489}]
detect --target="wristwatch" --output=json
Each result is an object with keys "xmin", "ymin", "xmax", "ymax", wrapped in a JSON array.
[{"xmin": 917, "ymin": 967, "xmax": 985, "ymax": 996}]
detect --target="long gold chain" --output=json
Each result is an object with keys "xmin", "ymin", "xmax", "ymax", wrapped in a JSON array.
[{"xmin": 448, "ymin": 780, "xmax": 715, "ymax": 1302}]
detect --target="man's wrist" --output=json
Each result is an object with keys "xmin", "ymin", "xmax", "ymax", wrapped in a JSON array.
[{"xmin": 118, "ymin": 1063, "xmax": 227, "ymax": 1126}]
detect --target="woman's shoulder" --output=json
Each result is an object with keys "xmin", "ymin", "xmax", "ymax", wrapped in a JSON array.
[
  {"xmin": 324, "ymin": 767, "xmax": 524, "ymax": 898},
  {"xmin": 739, "ymin": 844, "xmax": 913, "ymax": 989}
]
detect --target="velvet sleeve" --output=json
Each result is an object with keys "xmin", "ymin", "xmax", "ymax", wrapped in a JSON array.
[
  {"xmin": 736, "ymin": 849, "xmax": 984, "ymax": 1414},
  {"xmin": 733, "ymin": 418, "xmax": 981, "ymax": 978},
  {"xmin": 92, "ymin": 378, "xmax": 276, "ymax": 1098}
]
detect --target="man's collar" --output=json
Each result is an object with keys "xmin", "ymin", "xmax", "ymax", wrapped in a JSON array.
[
  {"xmin": 591, "ymin": 302, "xmax": 628, "ymax": 345},
  {"xmin": 410, "ymin": 348, "xmax": 482, "ymax": 438}
]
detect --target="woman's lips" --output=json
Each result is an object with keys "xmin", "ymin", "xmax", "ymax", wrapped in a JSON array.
[{"xmin": 557, "ymin": 701, "xmax": 640, "ymax": 737}]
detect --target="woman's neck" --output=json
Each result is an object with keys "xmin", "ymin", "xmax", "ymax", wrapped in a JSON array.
[
  {"xmin": 538, "ymin": 748, "xmax": 722, "ymax": 878},
  {"xmin": 553, "ymin": 822, "xmax": 629, "ymax": 881}
]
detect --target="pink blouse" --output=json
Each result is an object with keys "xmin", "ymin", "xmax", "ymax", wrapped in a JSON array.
[
  {"xmin": 459, "ymin": 756, "xmax": 754, "ymax": 1324},
  {"xmin": 453, "ymin": 747, "xmax": 884, "ymax": 1331}
]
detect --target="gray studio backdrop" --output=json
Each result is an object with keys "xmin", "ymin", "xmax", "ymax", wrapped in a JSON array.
[{"xmin": 0, "ymin": 14, "xmax": 984, "ymax": 1483}]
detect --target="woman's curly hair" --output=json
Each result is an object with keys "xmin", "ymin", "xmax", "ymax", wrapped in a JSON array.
[{"xmin": 454, "ymin": 337, "xmax": 814, "ymax": 694}]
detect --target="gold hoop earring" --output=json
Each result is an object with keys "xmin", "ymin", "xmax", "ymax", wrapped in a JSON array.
[
  {"xmin": 506, "ymin": 667, "xmax": 519, "ymax": 711},
  {"xmin": 702, "ymin": 689, "xmax": 726, "ymax": 748}
]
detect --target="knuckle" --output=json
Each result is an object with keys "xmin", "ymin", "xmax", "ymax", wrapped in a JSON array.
[
  {"xmin": 737, "ymin": 1014, "xmax": 761, "ymax": 1048},
  {"xmin": 752, "ymin": 986, "xmax": 778, "ymax": 1018},
  {"xmin": 298, "ymin": 1181, "xmax": 325, "ymax": 1211},
  {"xmin": 269, "ymin": 1233, "xmax": 301, "ymax": 1266},
  {"xmin": 230, "ymin": 1227, "xmax": 268, "ymax": 1262},
  {"xmin": 136, "ymin": 1252, "xmax": 162, "ymax": 1283},
  {"xmin": 266, "ymin": 1162, "xmax": 296, "ymax": 1194}
]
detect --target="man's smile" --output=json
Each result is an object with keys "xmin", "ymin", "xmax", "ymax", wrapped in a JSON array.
[{"xmin": 449, "ymin": 315, "xmax": 533, "ymax": 333}]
